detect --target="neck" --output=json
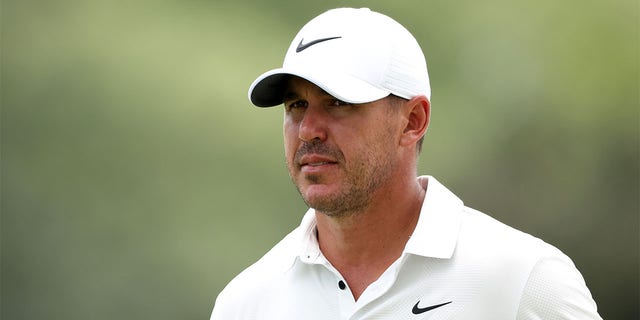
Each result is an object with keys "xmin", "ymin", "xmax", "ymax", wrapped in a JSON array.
[{"xmin": 314, "ymin": 174, "xmax": 425, "ymax": 300}]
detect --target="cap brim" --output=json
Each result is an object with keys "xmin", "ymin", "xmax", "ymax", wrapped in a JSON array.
[{"xmin": 248, "ymin": 66, "xmax": 390, "ymax": 108}]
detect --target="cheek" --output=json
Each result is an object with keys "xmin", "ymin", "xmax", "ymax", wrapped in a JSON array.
[{"xmin": 283, "ymin": 122, "xmax": 298, "ymax": 163}]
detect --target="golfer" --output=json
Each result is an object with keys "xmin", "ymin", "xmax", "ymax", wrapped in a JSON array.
[{"xmin": 211, "ymin": 7, "xmax": 602, "ymax": 319}]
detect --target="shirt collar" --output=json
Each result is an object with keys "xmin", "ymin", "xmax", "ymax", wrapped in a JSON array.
[
  {"xmin": 404, "ymin": 175, "xmax": 463, "ymax": 259},
  {"xmin": 293, "ymin": 175, "xmax": 464, "ymax": 266},
  {"xmin": 297, "ymin": 208, "xmax": 323, "ymax": 264}
]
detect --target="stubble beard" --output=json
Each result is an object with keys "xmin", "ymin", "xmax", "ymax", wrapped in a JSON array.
[{"xmin": 288, "ymin": 142, "xmax": 397, "ymax": 218}]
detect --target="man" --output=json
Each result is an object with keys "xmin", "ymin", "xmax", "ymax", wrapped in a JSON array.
[{"xmin": 211, "ymin": 8, "xmax": 602, "ymax": 319}]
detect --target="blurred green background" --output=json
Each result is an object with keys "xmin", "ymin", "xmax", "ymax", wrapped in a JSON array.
[{"xmin": 2, "ymin": 0, "xmax": 638, "ymax": 319}]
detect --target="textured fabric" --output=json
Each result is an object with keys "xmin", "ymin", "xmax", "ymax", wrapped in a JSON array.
[
  {"xmin": 210, "ymin": 176, "xmax": 602, "ymax": 320},
  {"xmin": 516, "ymin": 253, "xmax": 602, "ymax": 319}
]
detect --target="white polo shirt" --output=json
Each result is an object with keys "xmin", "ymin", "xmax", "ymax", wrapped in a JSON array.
[{"xmin": 211, "ymin": 176, "xmax": 602, "ymax": 319}]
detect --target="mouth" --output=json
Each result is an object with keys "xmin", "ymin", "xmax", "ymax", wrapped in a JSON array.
[
  {"xmin": 298, "ymin": 155, "xmax": 339, "ymax": 172},
  {"xmin": 304, "ymin": 161, "xmax": 334, "ymax": 167}
]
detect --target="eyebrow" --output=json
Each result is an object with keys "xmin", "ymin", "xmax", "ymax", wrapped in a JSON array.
[{"xmin": 282, "ymin": 91, "xmax": 300, "ymax": 102}]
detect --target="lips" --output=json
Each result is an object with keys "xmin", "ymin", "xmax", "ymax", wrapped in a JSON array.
[
  {"xmin": 298, "ymin": 155, "xmax": 339, "ymax": 175},
  {"xmin": 299, "ymin": 155, "xmax": 338, "ymax": 168}
]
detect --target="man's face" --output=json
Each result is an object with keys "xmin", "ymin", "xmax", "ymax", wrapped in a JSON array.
[{"xmin": 283, "ymin": 77, "xmax": 402, "ymax": 217}]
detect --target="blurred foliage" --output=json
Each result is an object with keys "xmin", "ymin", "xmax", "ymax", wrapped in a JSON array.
[{"xmin": 1, "ymin": 0, "xmax": 637, "ymax": 319}]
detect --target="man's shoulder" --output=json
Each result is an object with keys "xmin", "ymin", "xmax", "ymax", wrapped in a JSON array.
[
  {"xmin": 211, "ymin": 227, "xmax": 302, "ymax": 318},
  {"xmin": 443, "ymin": 206, "xmax": 598, "ymax": 317},
  {"xmin": 456, "ymin": 208, "xmax": 601, "ymax": 319},
  {"xmin": 458, "ymin": 206, "xmax": 571, "ymax": 269}
]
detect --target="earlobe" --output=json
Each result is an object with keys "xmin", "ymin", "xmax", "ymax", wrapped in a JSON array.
[{"xmin": 400, "ymin": 96, "xmax": 430, "ymax": 148}]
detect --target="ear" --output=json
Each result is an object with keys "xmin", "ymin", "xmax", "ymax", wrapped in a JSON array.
[{"xmin": 399, "ymin": 95, "xmax": 430, "ymax": 148}]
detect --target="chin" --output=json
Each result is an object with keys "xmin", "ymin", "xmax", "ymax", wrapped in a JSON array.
[{"xmin": 299, "ymin": 184, "xmax": 337, "ymax": 207}]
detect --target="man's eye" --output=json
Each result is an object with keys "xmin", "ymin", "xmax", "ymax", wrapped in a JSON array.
[
  {"xmin": 330, "ymin": 99, "xmax": 351, "ymax": 107},
  {"xmin": 286, "ymin": 100, "xmax": 308, "ymax": 110}
]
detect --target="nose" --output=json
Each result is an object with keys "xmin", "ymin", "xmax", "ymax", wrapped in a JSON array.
[{"xmin": 298, "ymin": 104, "xmax": 328, "ymax": 142}]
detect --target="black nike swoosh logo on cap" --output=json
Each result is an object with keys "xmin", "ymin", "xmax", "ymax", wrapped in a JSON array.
[
  {"xmin": 296, "ymin": 36, "xmax": 342, "ymax": 52},
  {"xmin": 412, "ymin": 301, "xmax": 452, "ymax": 315}
]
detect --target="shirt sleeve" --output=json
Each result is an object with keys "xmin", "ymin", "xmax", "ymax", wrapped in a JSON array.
[{"xmin": 516, "ymin": 252, "xmax": 602, "ymax": 320}]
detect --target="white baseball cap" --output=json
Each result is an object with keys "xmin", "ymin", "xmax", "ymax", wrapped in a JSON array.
[{"xmin": 248, "ymin": 7, "xmax": 431, "ymax": 107}]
